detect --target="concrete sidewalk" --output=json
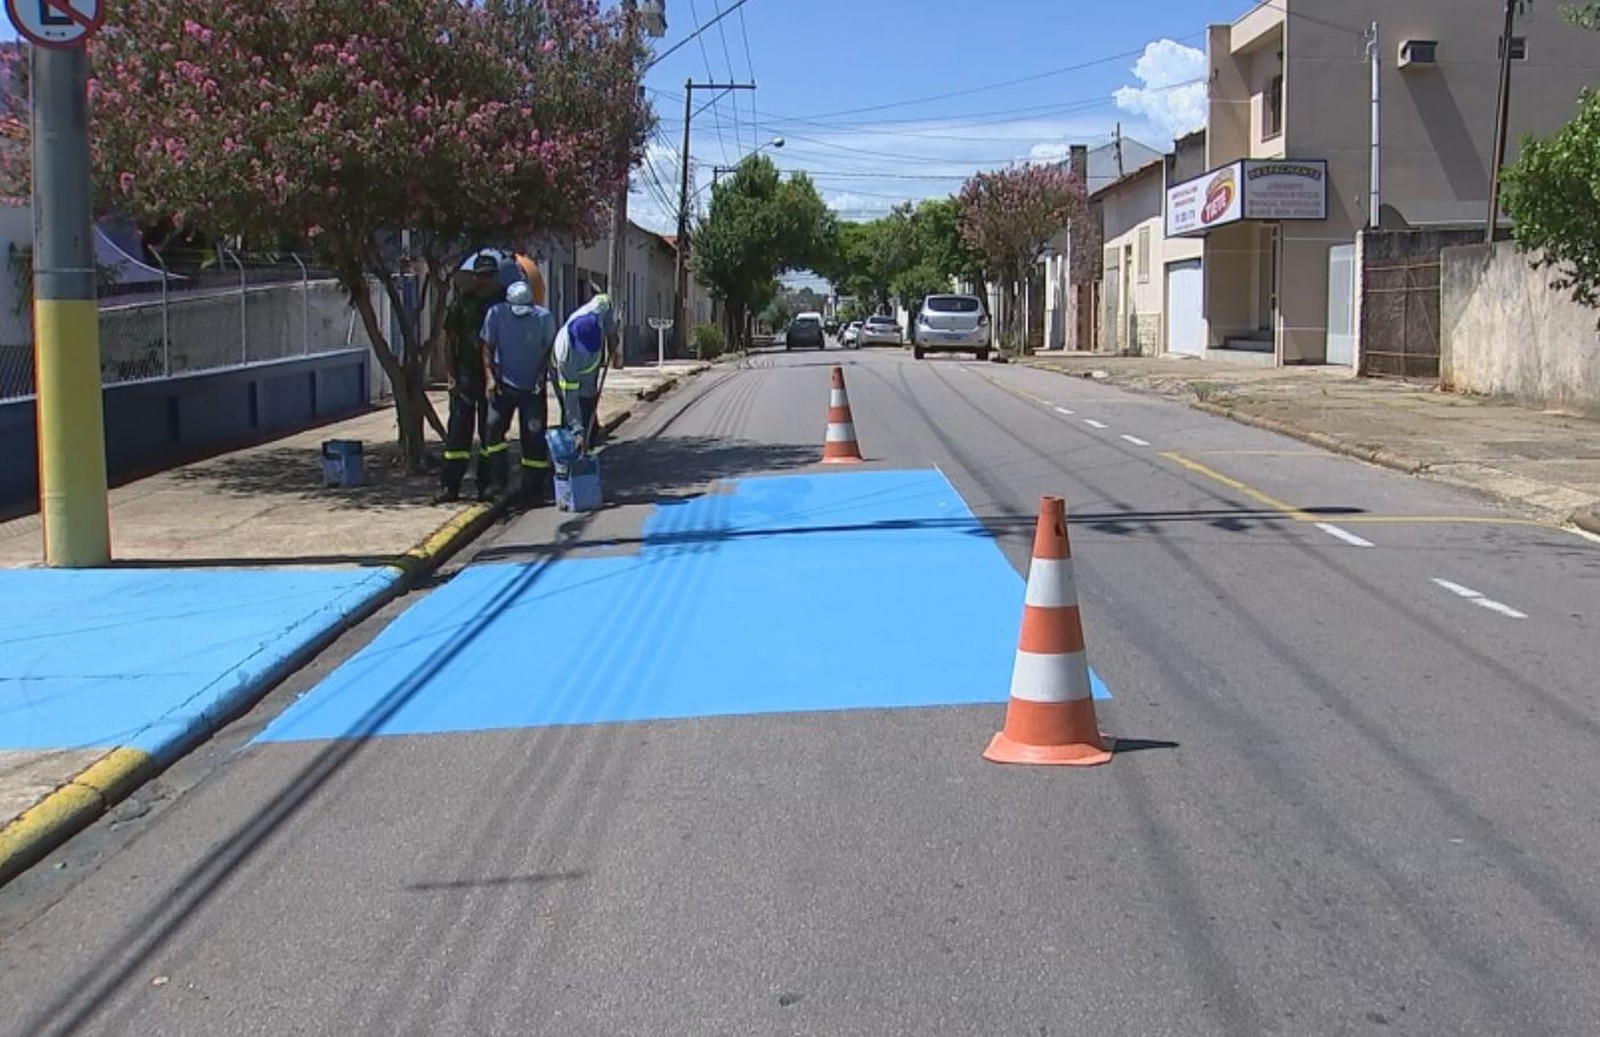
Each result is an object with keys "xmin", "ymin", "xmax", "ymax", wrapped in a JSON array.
[
  {"xmin": 0, "ymin": 360, "xmax": 706, "ymax": 884},
  {"xmin": 1023, "ymin": 353, "xmax": 1600, "ymax": 535}
]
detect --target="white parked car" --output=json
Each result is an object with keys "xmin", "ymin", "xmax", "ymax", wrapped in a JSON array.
[
  {"xmin": 841, "ymin": 321, "xmax": 862, "ymax": 348},
  {"xmin": 913, "ymin": 294, "xmax": 990, "ymax": 361},
  {"xmin": 858, "ymin": 314, "xmax": 902, "ymax": 347}
]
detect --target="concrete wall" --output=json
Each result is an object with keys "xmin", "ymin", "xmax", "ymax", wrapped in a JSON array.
[
  {"xmin": 0, "ymin": 349, "xmax": 369, "ymax": 510},
  {"xmin": 1441, "ymin": 242, "xmax": 1600, "ymax": 413}
]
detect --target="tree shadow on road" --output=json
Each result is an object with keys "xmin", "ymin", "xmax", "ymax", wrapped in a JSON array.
[
  {"xmin": 166, "ymin": 440, "xmax": 441, "ymax": 511},
  {"xmin": 598, "ymin": 434, "xmax": 822, "ymax": 507}
]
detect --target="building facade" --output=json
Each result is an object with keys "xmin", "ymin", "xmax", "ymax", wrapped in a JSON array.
[{"xmin": 1175, "ymin": 0, "xmax": 1600, "ymax": 365}]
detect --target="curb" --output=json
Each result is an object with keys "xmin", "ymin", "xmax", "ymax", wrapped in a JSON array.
[
  {"xmin": 1188, "ymin": 401, "xmax": 1430, "ymax": 474},
  {"xmin": 1026, "ymin": 362, "xmax": 1600, "ymax": 529},
  {"xmin": 0, "ymin": 498, "xmax": 503, "ymax": 888},
  {"xmin": 0, "ymin": 365, "xmax": 701, "ymax": 886}
]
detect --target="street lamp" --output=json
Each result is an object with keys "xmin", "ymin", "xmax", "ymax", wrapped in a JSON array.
[{"xmin": 711, "ymin": 137, "xmax": 785, "ymax": 189}]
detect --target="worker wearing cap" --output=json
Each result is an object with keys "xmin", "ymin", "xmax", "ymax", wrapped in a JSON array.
[
  {"xmin": 436, "ymin": 254, "xmax": 504, "ymax": 503},
  {"xmin": 552, "ymin": 293, "xmax": 615, "ymax": 448},
  {"xmin": 481, "ymin": 280, "xmax": 558, "ymax": 502}
]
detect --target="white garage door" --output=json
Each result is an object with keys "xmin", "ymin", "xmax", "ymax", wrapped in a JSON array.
[{"xmin": 1165, "ymin": 260, "xmax": 1204, "ymax": 357}]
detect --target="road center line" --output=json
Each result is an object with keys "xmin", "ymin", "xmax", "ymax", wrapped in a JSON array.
[
  {"xmin": 1084, "ymin": 419, "xmax": 1108, "ymax": 429},
  {"xmin": 1431, "ymin": 578, "xmax": 1528, "ymax": 619},
  {"xmin": 1120, "ymin": 434, "xmax": 1152, "ymax": 447},
  {"xmin": 1054, "ymin": 406, "xmax": 1075, "ymax": 415},
  {"xmin": 1314, "ymin": 522, "xmax": 1375, "ymax": 548},
  {"xmin": 1160, "ymin": 452, "xmax": 1316, "ymax": 522}
]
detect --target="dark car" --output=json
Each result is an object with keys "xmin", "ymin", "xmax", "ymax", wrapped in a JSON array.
[{"xmin": 784, "ymin": 313, "xmax": 826, "ymax": 351}]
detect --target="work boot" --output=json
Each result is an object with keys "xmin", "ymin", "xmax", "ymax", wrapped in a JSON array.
[{"xmin": 432, "ymin": 487, "xmax": 461, "ymax": 505}]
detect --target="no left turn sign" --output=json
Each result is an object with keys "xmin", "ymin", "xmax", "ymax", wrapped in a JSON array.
[{"xmin": 5, "ymin": 0, "xmax": 103, "ymax": 49}]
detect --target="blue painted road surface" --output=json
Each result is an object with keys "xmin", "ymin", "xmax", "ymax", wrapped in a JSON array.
[
  {"xmin": 258, "ymin": 470, "xmax": 1109, "ymax": 743},
  {"xmin": 0, "ymin": 567, "xmax": 397, "ymax": 757}
]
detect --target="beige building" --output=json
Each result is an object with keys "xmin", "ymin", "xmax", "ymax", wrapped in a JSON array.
[
  {"xmin": 1090, "ymin": 130, "xmax": 1209, "ymax": 356},
  {"xmin": 1173, "ymin": 0, "xmax": 1600, "ymax": 365}
]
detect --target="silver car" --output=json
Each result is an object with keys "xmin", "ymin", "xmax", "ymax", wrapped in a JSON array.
[
  {"xmin": 913, "ymin": 294, "xmax": 990, "ymax": 361},
  {"xmin": 858, "ymin": 314, "xmax": 902, "ymax": 347}
]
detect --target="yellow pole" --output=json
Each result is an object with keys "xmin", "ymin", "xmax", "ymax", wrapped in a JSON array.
[
  {"xmin": 34, "ymin": 298, "xmax": 109, "ymax": 565},
  {"xmin": 31, "ymin": 45, "xmax": 110, "ymax": 567}
]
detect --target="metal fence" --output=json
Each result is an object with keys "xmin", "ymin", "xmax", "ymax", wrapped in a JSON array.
[{"xmin": 0, "ymin": 251, "xmax": 379, "ymax": 401}]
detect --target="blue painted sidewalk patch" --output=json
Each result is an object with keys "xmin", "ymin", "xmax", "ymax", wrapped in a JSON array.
[
  {"xmin": 0, "ymin": 567, "xmax": 398, "ymax": 755},
  {"xmin": 257, "ymin": 469, "xmax": 1109, "ymax": 743}
]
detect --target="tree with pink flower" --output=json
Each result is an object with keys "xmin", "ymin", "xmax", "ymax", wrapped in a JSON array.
[
  {"xmin": 4, "ymin": 0, "xmax": 648, "ymax": 470},
  {"xmin": 957, "ymin": 163, "xmax": 1087, "ymax": 353}
]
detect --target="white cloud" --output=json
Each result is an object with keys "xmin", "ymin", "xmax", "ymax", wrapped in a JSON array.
[
  {"xmin": 1113, "ymin": 39, "xmax": 1208, "ymax": 142},
  {"xmin": 1027, "ymin": 142, "xmax": 1074, "ymax": 164}
]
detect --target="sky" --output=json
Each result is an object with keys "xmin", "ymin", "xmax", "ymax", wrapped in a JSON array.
[
  {"xmin": 632, "ymin": 0, "xmax": 1261, "ymax": 288},
  {"xmin": 1, "ymin": 0, "xmax": 1263, "ymax": 286}
]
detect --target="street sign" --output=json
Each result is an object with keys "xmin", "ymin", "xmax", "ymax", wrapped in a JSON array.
[
  {"xmin": 5, "ymin": 0, "xmax": 103, "ymax": 49},
  {"xmin": 647, "ymin": 317, "xmax": 674, "ymax": 367}
]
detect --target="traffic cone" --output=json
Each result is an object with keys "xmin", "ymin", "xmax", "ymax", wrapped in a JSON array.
[
  {"xmin": 984, "ymin": 496, "xmax": 1112, "ymax": 766},
  {"xmin": 822, "ymin": 366, "xmax": 864, "ymax": 464}
]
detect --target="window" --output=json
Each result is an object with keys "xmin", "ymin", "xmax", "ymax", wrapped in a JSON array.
[
  {"xmin": 1137, "ymin": 227, "xmax": 1151, "ymax": 283},
  {"xmin": 1500, "ymin": 36, "xmax": 1528, "ymax": 61},
  {"xmin": 1263, "ymin": 74, "xmax": 1284, "ymax": 139},
  {"xmin": 924, "ymin": 295, "xmax": 982, "ymax": 313}
]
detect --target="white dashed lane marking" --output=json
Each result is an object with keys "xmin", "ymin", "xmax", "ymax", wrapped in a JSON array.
[
  {"xmin": 1432, "ymin": 578, "xmax": 1528, "ymax": 619},
  {"xmin": 1084, "ymin": 419, "xmax": 1108, "ymax": 429},
  {"xmin": 1120, "ymin": 434, "xmax": 1152, "ymax": 447},
  {"xmin": 1315, "ymin": 522, "xmax": 1375, "ymax": 548}
]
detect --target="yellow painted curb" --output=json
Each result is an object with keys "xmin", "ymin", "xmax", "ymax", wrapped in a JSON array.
[
  {"xmin": 0, "ymin": 496, "xmax": 506, "ymax": 887},
  {"xmin": 392, "ymin": 501, "xmax": 496, "ymax": 576},
  {"xmin": 0, "ymin": 778, "xmax": 100, "ymax": 884},
  {"xmin": 70, "ymin": 747, "xmax": 154, "ymax": 802}
]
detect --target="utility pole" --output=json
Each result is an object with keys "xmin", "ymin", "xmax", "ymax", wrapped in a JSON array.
[
  {"xmin": 32, "ymin": 41, "xmax": 110, "ymax": 566},
  {"xmin": 605, "ymin": 0, "xmax": 666, "ymax": 370},
  {"xmin": 1485, "ymin": 0, "xmax": 1521, "ymax": 244},
  {"xmin": 672, "ymin": 78, "xmax": 756, "ymax": 357},
  {"xmin": 1114, "ymin": 122, "xmax": 1125, "ymax": 179},
  {"xmin": 1367, "ymin": 21, "xmax": 1381, "ymax": 228}
]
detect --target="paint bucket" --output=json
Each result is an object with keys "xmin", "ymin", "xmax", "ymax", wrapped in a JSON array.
[
  {"xmin": 320, "ymin": 439, "xmax": 364, "ymax": 488},
  {"xmin": 555, "ymin": 455, "xmax": 602, "ymax": 512}
]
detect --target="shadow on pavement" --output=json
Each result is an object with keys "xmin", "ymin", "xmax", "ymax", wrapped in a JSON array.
[
  {"xmin": 108, "ymin": 553, "xmax": 401, "ymax": 569},
  {"xmin": 1110, "ymin": 738, "xmax": 1181, "ymax": 755},
  {"xmin": 405, "ymin": 870, "xmax": 586, "ymax": 893},
  {"xmin": 168, "ymin": 443, "xmax": 438, "ymax": 511},
  {"xmin": 598, "ymin": 434, "xmax": 820, "ymax": 507},
  {"xmin": 14, "ymin": 512, "xmax": 601, "ymax": 1037}
]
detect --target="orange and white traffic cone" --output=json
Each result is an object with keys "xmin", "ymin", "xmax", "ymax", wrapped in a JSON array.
[
  {"xmin": 822, "ymin": 366, "xmax": 864, "ymax": 464},
  {"xmin": 984, "ymin": 496, "xmax": 1112, "ymax": 766}
]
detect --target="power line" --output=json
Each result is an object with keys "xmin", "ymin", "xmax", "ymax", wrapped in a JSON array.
[
  {"xmin": 685, "ymin": 0, "xmax": 732, "ymax": 165},
  {"xmin": 737, "ymin": 2, "xmax": 758, "ymax": 151},
  {"xmin": 711, "ymin": 2, "xmax": 745, "ymax": 152},
  {"xmin": 646, "ymin": 0, "xmax": 758, "ymax": 70},
  {"xmin": 768, "ymin": 35, "xmax": 1203, "ymax": 121},
  {"xmin": 650, "ymin": 75, "xmax": 1204, "ymax": 140}
]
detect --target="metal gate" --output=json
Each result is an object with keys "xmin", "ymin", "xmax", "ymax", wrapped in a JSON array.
[{"xmin": 1326, "ymin": 244, "xmax": 1356, "ymax": 366}]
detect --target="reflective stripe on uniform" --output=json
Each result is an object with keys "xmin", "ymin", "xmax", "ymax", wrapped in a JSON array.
[
  {"xmin": 578, "ymin": 352, "xmax": 603, "ymax": 376},
  {"xmin": 442, "ymin": 449, "xmax": 472, "ymax": 461},
  {"xmin": 520, "ymin": 457, "xmax": 551, "ymax": 469},
  {"xmin": 483, "ymin": 442, "xmax": 510, "ymax": 455},
  {"xmin": 557, "ymin": 379, "xmax": 580, "ymax": 391}
]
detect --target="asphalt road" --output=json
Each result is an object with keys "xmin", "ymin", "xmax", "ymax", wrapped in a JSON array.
[{"xmin": 3, "ymin": 345, "xmax": 1599, "ymax": 1036}]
